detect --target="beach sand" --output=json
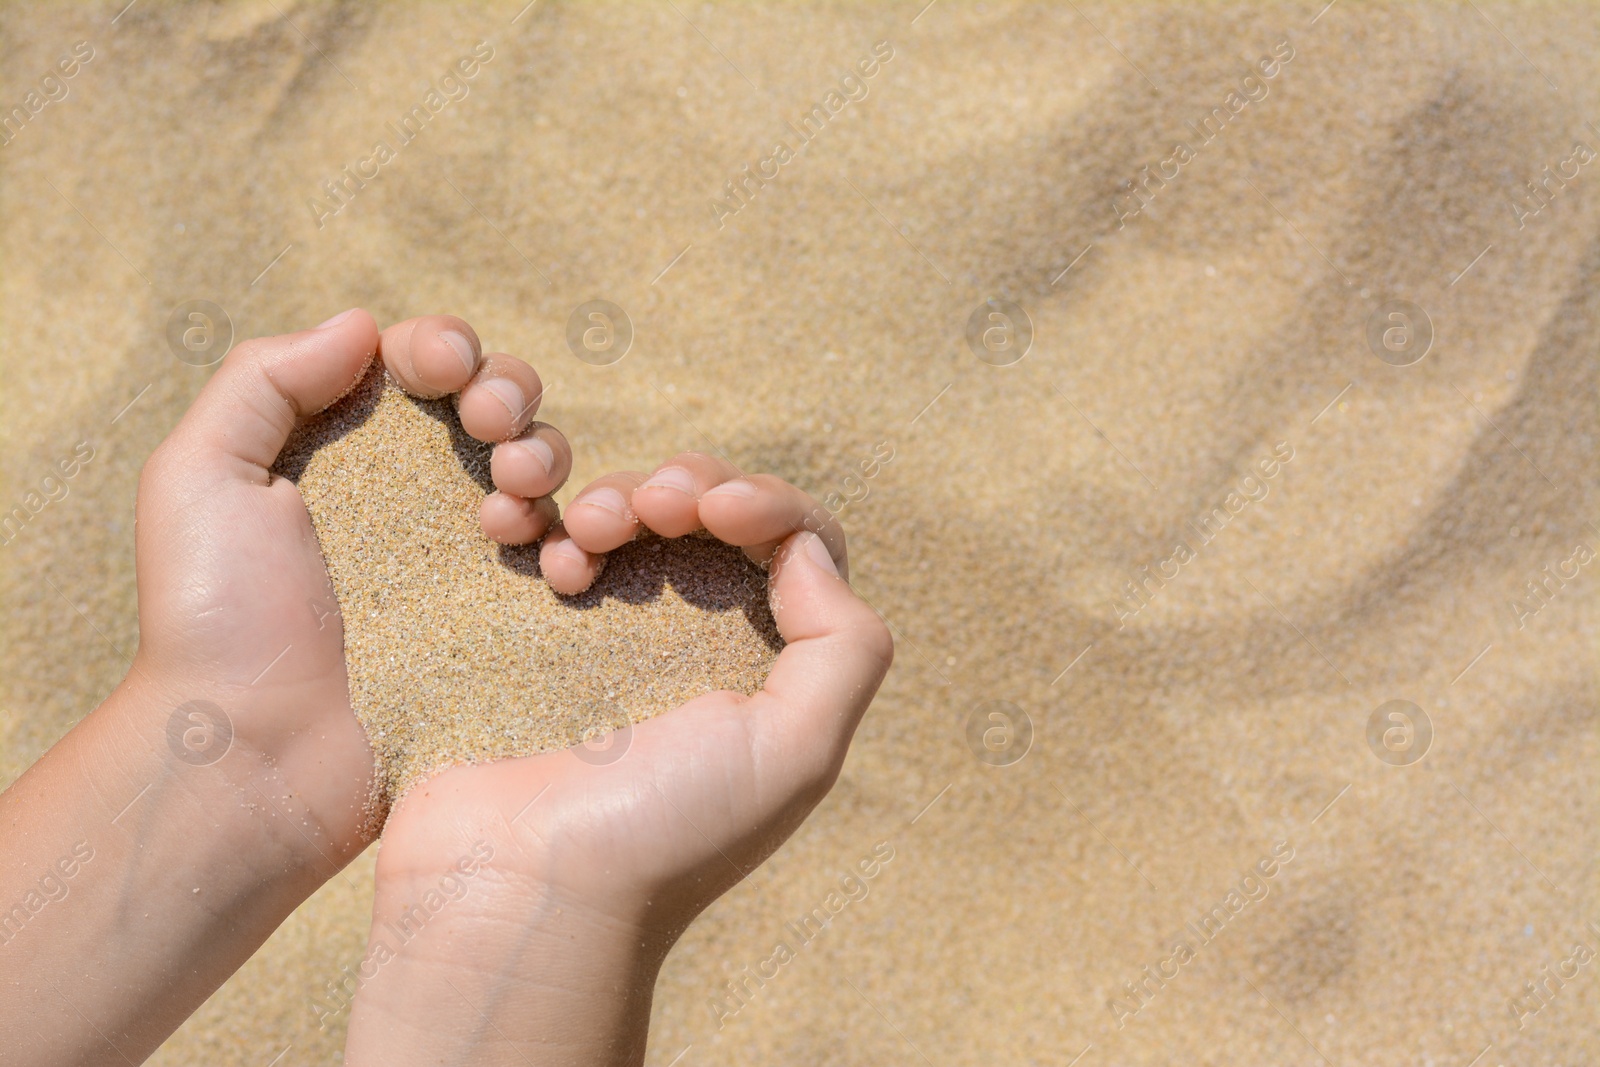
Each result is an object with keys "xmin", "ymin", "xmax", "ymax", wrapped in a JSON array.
[
  {"xmin": 275, "ymin": 364, "xmax": 782, "ymax": 806},
  {"xmin": 2, "ymin": 2, "xmax": 1597, "ymax": 1064}
]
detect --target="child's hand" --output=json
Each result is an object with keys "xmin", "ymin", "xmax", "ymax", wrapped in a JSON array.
[
  {"xmin": 134, "ymin": 310, "xmax": 561, "ymax": 840},
  {"xmin": 0, "ymin": 310, "xmax": 567, "ymax": 1065},
  {"xmin": 343, "ymin": 457, "xmax": 892, "ymax": 1066}
]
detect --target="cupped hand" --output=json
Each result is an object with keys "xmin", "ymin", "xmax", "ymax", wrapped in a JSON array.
[
  {"xmin": 132, "ymin": 310, "xmax": 570, "ymax": 853},
  {"xmin": 0, "ymin": 309, "xmax": 568, "ymax": 1066},
  {"xmin": 369, "ymin": 456, "xmax": 890, "ymax": 942}
]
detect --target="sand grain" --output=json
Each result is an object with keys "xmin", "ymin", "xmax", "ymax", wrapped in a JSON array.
[{"xmin": 274, "ymin": 366, "xmax": 783, "ymax": 805}]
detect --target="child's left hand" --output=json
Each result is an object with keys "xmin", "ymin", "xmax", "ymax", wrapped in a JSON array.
[
  {"xmin": 0, "ymin": 309, "xmax": 568, "ymax": 1065},
  {"xmin": 132, "ymin": 309, "xmax": 560, "ymax": 844}
]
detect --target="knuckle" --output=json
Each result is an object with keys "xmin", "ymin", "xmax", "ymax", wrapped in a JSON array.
[
  {"xmin": 807, "ymin": 765, "xmax": 843, "ymax": 809},
  {"xmin": 221, "ymin": 336, "xmax": 267, "ymax": 369},
  {"xmin": 137, "ymin": 437, "xmax": 201, "ymax": 513},
  {"xmin": 856, "ymin": 614, "xmax": 896, "ymax": 676},
  {"xmin": 136, "ymin": 444, "xmax": 169, "ymax": 498}
]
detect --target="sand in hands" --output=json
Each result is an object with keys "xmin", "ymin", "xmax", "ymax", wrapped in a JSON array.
[{"xmin": 274, "ymin": 366, "xmax": 783, "ymax": 807}]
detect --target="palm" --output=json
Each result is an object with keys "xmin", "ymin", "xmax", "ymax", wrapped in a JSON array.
[
  {"xmin": 377, "ymin": 691, "xmax": 803, "ymax": 922},
  {"xmin": 133, "ymin": 426, "xmax": 376, "ymax": 852},
  {"xmin": 136, "ymin": 475, "xmax": 354, "ymax": 750},
  {"xmin": 375, "ymin": 456, "xmax": 891, "ymax": 937}
]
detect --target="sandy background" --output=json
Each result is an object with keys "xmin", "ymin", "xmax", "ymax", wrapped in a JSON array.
[{"xmin": 2, "ymin": 1, "xmax": 1597, "ymax": 1064}]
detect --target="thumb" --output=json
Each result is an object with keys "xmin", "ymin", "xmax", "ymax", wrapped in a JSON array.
[
  {"xmin": 165, "ymin": 308, "xmax": 379, "ymax": 483},
  {"xmin": 744, "ymin": 531, "xmax": 894, "ymax": 801}
]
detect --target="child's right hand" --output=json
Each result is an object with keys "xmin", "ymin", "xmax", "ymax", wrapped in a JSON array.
[{"xmin": 344, "ymin": 459, "xmax": 893, "ymax": 1066}]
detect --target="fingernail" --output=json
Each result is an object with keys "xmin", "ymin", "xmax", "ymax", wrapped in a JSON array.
[
  {"xmin": 574, "ymin": 486, "xmax": 630, "ymax": 519},
  {"xmin": 479, "ymin": 377, "xmax": 525, "ymax": 418},
  {"xmin": 799, "ymin": 532, "xmax": 839, "ymax": 577},
  {"xmin": 513, "ymin": 436, "xmax": 554, "ymax": 474},
  {"xmin": 315, "ymin": 308, "xmax": 357, "ymax": 330},
  {"xmin": 438, "ymin": 330, "xmax": 477, "ymax": 375},
  {"xmin": 545, "ymin": 537, "xmax": 587, "ymax": 565},
  {"xmin": 640, "ymin": 466, "xmax": 696, "ymax": 496},
  {"xmin": 703, "ymin": 478, "xmax": 757, "ymax": 499}
]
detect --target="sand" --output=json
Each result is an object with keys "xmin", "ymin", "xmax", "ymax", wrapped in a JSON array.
[
  {"xmin": 274, "ymin": 364, "xmax": 782, "ymax": 806},
  {"xmin": 2, "ymin": 3, "xmax": 1598, "ymax": 1065}
]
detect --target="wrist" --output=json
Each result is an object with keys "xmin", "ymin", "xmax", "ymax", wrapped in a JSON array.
[
  {"xmin": 345, "ymin": 857, "xmax": 664, "ymax": 1067},
  {"xmin": 109, "ymin": 666, "xmax": 372, "ymax": 877},
  {"xmin": 0, "ymin": 670, "xmax": 369, "ymax": 1062},
  {"xmin": 120, "ymin": 655, "xmax": 379, "ymax": 863}
]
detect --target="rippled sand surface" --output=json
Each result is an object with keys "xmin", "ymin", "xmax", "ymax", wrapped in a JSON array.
[{"xmin": 2, "ymin": 3, "xmax": 1596, "ymax": 1063}]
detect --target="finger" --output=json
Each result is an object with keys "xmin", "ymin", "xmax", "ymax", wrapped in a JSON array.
[
  {"xmin": 562, "ymin": 471, "xmax": 648, "ymax": 554},
  {"xmin": 698, "ymin": 475, "xmax": 847, "ymax": 577},
  {"xmin": 745, "ymin": 531, "xmax": 893, "ymax": 800},
  {"xmin": 162, "ymin": 308, "xmax": 379, "ymax": 482},
  {"xmin": 377, "ymin": 315, "xmax": 482, "ymax": 398},
  {"xmin": 457, "ymin": 353, "xmax": 545, "ymax": 442},
  {"xmin": 539, "ymin": 524, "xmax": 605, "ymax": 595},
  {"xmin": 480, "ymin": 491, "xmax": 559, "ymax": 545},
  {"xmin": 630, "ymin": 451, "xmax": 743, "ymax": 537},
  {"xmin": 489, "ymin": 422, "xmax": 572, "ymax": 500}
]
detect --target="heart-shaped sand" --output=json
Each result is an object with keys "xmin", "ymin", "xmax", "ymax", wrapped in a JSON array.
[{"xmin": 274, "ymin": 366, "xmax": 783, "ymax": 807}]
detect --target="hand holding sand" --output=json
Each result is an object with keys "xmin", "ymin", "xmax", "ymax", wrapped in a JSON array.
[
  {"xmin": 341, "ymin": 467, "xmax": 892, "ymax": 1066},
  {"xmin": 0, "ymin": 310, "xmax": 566, "ymax": 1064},
  {"xmin": 0, "ymin": 305, "xmax": 888, "ymax": 1066}
]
